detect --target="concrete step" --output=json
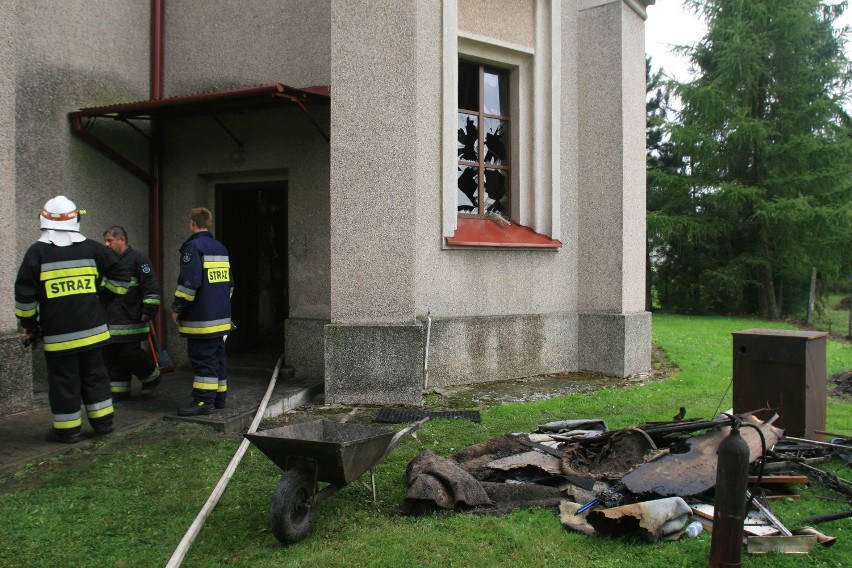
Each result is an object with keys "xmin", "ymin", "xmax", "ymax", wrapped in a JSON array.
[{"xmin": 0, "ymin": 360, "xmax": 322, "ymax": 474}]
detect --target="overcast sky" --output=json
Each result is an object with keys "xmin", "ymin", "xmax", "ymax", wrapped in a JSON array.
[
  {"xmin": 645, "ymin": 1, "xmax": 705, "ymax": 81},
  {"xmin": 645, "ymin": 1, "xmax": 851, "ymax": 82}
]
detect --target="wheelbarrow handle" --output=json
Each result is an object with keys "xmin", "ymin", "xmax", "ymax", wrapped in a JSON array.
[{"xmin": 379, "ymin": 417, "xmax": 430, "ymax": 463}]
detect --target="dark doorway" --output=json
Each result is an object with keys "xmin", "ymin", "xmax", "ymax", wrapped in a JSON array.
[{"xmin": 216, "ymin": 181, "xmax": 288, "ymax": 354}]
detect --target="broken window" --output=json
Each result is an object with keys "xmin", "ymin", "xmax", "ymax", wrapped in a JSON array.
[{"xmin": 457, "ymin": 60, "xmax": 510, "ymax": 215}]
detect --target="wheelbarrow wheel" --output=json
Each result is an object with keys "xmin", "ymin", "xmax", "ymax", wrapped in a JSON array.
[{"xmin": 270, "ymin": 467, "xmax": 316, "ymax": 544}]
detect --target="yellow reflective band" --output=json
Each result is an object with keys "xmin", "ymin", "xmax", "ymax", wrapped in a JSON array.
[
  {"xmin": 43, "ymin": 330, "xmax": 111, "ymax": 352},
  {"xmin": 54, "ymin": 417, "xmax": 82, "ymax": 430},
  {"xmin": 175, "ymin": 290, "xmax": 195, "ymax": 302},
  {"xmin": 103, "ymin": 280, "xmax": 129, "ymax": 295},
  {"xmin": 192, "ymin": 381, "xmax": 220, "ymax": 391},
  {"xmin": 45, "ymin": 275, "xmax": 97, "ymax": 298},
  {"xmin": 87, "ymin": 405, "xmax": 114, "ymax": 419},
  {"xmin": 178, "ymin": 323, "xmax": 231, "ymax": 335},
  {"xmin": 16, "ymin": 307, "xmax": 37, "ymax": 318},
  {"xmin": 203, "ymin": 261, "xmax": 230, "ymax": 269},
  {"xmin": 143, "ymin": 368, "xmax": 161, "ymax": 382},
  {"xmin": 217, "ymin": 385, "xmax": 228, "ymax": 393},
  {"xmin": 40, "ymin": 266, "xmax": 98, "ymax": 281},
  {"xmin": 206, "ymin": 267, "xmax": 230, "ymax": 283}
]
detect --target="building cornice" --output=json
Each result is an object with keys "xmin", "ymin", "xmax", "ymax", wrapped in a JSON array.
[{"xmin": 577, "ymin": 0, "xmax": 655, "ymax": 20}]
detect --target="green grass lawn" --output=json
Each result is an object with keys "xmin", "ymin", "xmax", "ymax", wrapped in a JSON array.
[
  {"xmin": 0, "ymin": 315, "xmax": 850, "ymax": 567},
  {"xmin": 801, "ymin": 293, "xmax": 852, "ymax": 338}
]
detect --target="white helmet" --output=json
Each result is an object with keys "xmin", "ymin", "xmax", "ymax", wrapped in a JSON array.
[{"xmin": 40, "ymin": 196, "xmax": 84, "ymax": 231}]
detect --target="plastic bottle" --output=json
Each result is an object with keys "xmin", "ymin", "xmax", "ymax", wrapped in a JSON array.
[{"xmin": 686, "ymin": 521, "xmax": 704, "ymax": 538}]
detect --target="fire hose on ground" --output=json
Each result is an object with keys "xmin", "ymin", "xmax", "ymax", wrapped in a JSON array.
[{"xmin": 165, "ymin": 353, "xmax": 285, "ymax": 568}]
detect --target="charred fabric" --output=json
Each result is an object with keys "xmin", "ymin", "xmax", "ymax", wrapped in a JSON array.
[{"xmin": 401, "ymin": 411, "xmax": 851, "ymax": 551}]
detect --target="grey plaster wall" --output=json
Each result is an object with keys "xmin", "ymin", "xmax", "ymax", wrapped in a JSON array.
[
  {"xmin": 324, "ymin": 2, "xmax": 587, "ymax": 402},
  {"xmin": 409, "ymin": 1, "xmax": 581, "ymax": 386},
  {"xmin": 1, "ymin": 0, "xmax": 17, "ymax": 335},
  {"xmin": 577, "ymin": 0, "xmax": 647, "ymax": 314},
  {"xmin": 620, "ymin": 2, "xmax": 648, "ymax": 313},
  {"xmin": 414, "ymin": 2, "xmax": 577, "ymax": 322},
  {"xmin": 329, "ymin": 0, "xmax": 418, "ymax": 325},
  {"xmin": 576, "ymin": 0, "xmax": 651, "ymax": 377},
  {"xmin": 5, "ymin": 1, "xmax": 150, "ymax": 406},
  {"xmin": 577, "ymin": 1, "xmax": 624, "ymax": 312},
  {"xmin": 458, "ymin": 0, "xmax": 535, "ymax": 48},
  {"xmin": 15, "ymin": 1, "xmax": 151, "ymax": 267},
  {"xmin": 160, "ymin": 105, "xmax": 330, "ymax": 368},
  {"xmin": 164, "ymin": 0, "xmax": 330, "ymax": 95},
  {"xmin": 0, "ymin": 2, "xmax": 28, "ymax": 413}
]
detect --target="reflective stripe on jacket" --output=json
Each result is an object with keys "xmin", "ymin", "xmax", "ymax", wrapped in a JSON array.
[
  {"xmin": 171, "ymin": 232, "xmax": 233, "ymax": 339},
  {"xmin": 14, "ymin": 239, "xmax": 130, "ymax": 354},
  {"xmin": 102, "ymin": 246, "xmax": 161, "ymax": 343}
]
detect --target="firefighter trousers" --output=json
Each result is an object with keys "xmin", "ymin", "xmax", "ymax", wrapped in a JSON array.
[
  {"xmin": 104, "ymin": 340, "xmax": 159, "ymax": 395},
  {"xmin": 187, "ymin": 337, "xmax": 227, "ymax": 406},
  {"xmin": 45, "ymin": 347, "xmax": 114, "ymax": 437}
]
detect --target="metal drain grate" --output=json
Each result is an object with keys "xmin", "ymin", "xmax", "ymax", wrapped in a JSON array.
[{"xmin": 374, "ymin": 408, "xmax": 481, "ymax": 424}]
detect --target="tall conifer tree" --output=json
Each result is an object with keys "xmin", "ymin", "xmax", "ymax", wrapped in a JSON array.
[{"xmin": 661, "ymin": 0, "xmax": 852, "ymax": 317}]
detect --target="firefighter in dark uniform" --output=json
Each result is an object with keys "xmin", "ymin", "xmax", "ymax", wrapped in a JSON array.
[
  {"xmin": 102, "ymin": 226, "xmax": 162, "ymax": 400},
  {"xmin": 14, "ymin": 196, "xmax": 130, "ymax": 443},
  {"xmin": 171, "ymin": 207, "xmax": 233, "ymax": 416}
]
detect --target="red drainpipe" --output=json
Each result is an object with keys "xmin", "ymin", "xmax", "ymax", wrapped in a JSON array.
[{"xmin": 151, "ymin": 0, "xmax": 165, "ymax": 339}]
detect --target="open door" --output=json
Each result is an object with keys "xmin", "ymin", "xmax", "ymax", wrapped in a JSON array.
[{"xmin": 216, "ymin": 181, "xmax": 288, "ymax": 354}]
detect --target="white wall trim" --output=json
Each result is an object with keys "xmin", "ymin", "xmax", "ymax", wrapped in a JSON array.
[
  {"xmin": 457, "ymin": 31, "xmax": 535, "ymax": 56},
  {"xmin": 549, "ymin": 0, "xmax": 561, "ymax": 240},
  {"xmin": 442, "ymin": 0, "xmax": 561, "ymax": 240},
  {"xmin": 442, "ymin": 0, "xmax": 458, "ymax": 238}
]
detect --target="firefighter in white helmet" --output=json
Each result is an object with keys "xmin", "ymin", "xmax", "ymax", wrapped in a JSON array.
[{"xmin": 14, "ymin": 196, "xmax": 130, "ymax": 443}]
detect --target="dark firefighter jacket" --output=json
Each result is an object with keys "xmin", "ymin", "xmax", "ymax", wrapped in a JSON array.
[
  {"xmin": 171, "ymin": 231, "xmax": 233, "ymax": 339},
  {"xmin": 101, "ymin": 246, "xmax": 161, "ymax": 343},
  {"xmin": 14, "ymin": 239, "xmax": 130, "ymax": 354}
]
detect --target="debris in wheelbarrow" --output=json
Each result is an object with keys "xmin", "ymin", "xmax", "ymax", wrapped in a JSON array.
[{"xmin": 245, "ymin": 418, "xmax": 427, "ymax": 544}]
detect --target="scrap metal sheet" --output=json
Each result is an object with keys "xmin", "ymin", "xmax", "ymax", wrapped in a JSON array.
[{"xmin": 621, "ymin": 415, "xmax": 782, "ymax": 496}]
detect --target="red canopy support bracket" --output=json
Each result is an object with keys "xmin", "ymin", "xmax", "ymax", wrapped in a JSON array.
[
  {"xmin": 275, "ymin": 93, "xmax": 330, "ymax": 142},
  {"xmin": 69, "ymin": 115, "xmax": 154, "ymax": 185}
]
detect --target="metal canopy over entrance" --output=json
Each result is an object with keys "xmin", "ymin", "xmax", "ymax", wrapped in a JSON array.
[
  {"xmin": 68, "ymin": 83, "xmax": 330, "ymax": 183},
  {"xmin": 66, "ymin": 83, "xmax": 330, "ymax": 344}
]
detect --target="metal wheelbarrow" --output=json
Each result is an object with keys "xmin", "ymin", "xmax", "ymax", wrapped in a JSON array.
[{"xmin": 245, "ymin": 418, "xmax": 426, "ymax": 544}]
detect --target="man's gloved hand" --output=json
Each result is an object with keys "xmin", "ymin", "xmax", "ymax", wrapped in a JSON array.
[{"xmin": 22, "ymin": 327, "xmax": 40, "ymax": 349}]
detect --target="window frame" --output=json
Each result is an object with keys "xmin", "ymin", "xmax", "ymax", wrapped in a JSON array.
[
  {"xmin": 457, "ymin": 61, "xmax": 512, "ymax": 218},
  {"xmin": 442, "ymin": 0, "xmax": 562, "ymax": 249}
]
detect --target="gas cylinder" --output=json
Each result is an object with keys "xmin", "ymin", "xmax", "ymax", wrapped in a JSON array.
[{"xmin": 709, "ymin": 419, "xmax": 751, "ymax": 567}]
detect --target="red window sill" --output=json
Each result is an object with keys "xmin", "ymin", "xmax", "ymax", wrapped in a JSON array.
[{"xmin": 445, "ymin": 217, "xmax": 562, "ymax": 249}]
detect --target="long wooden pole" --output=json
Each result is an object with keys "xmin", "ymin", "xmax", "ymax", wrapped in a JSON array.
[{"xmin": 166, "ymin": 354, "xmax": 285, "ymax": 568}]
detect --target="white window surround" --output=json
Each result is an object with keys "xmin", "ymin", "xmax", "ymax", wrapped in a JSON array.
[{"xmin": 442, "ymin": 0, "xmax": 561, "ymax": 244}]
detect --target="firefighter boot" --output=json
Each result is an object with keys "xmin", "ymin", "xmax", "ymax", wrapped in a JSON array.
[
  {"xmin": 45, "ymin": 428, "xmax": 81, "ymax": 444},
  {"xmin": 177, "ymin": 401, "xmax": 213, "ymax": 416},
  {"xmin": 140, "ymin": 369, "xmax": 162, "ymax": 397}
]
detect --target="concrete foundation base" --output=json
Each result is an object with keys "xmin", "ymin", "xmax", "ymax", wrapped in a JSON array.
[
  {"xmin": 324, "ymin": 313, "xmax": 580, "ymax": 405},
  {"xmin": 325, "ymin": 323, "xmax": 425, "ymax": 406},
  {"xmin": 0, "ymin": 332, "xmax": 34, "ymax": 415},
  {"xmin": 427, "ymin": 313, "xmax": 578, "ymax": 387},
  {"xmin": 285, "ymin": 318, "xmax": 328, "ymax": 379},
  {"xmin": 578, "ymin": 311, "xmax": 651, "ymax": 378}
]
